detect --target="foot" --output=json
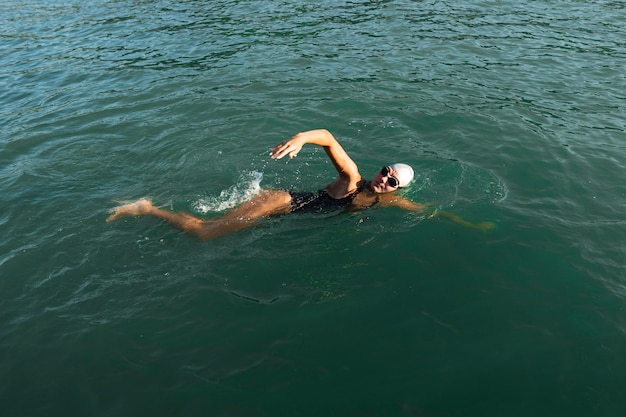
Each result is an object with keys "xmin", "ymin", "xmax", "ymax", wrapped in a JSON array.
[{"xmin": 106, "ymin": 199, "xmax": 153, "ymax": 222}]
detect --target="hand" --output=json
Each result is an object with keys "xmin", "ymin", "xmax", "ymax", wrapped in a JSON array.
[
  {"xmin": 270, "ymin": 135, "xmax": 303, "ymax": 160},
  {"xmin": 474, "ymin": 221, "xmax": 497, "ymax": 231}
]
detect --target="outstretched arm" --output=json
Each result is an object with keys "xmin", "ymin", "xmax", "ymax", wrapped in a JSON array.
[
  {"xmin": 379, "ymin": 194, "xmax": 496, "ymax": 231},
  {"xmin": 271, "ymin": 129, "xmax": 362, "ymax": 198},
  {"xmin": 377, "ymin": 193, "xmax": 430, "ymax": 213},
  {"xmin": 431, "ymin": 210, "xmax": 496, "ymax": 231}
]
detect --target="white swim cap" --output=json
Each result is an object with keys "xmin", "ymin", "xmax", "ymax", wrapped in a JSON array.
[{"xmin": 389, "ymin": 163, "xmax": 414, "ymax": 187}]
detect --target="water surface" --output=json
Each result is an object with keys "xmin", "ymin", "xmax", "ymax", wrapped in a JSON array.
[{"xmin": 1, "ymin": 1, "xmax": 625, "ymax": 416}]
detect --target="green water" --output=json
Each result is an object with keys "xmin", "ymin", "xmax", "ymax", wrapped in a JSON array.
[{"xmin": 1, "ymin": 1, "xmax": 625, "ymax": 416}]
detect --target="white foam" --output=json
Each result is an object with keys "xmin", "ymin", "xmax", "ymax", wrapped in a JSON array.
[{"xmin": 193, "ymin": 171, "xmax": 263, "ymax": 214}]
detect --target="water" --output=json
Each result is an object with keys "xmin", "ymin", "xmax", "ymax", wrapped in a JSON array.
[{"xmin": 1, "ymin": 0, "xmax": 625, "ymax": 416}]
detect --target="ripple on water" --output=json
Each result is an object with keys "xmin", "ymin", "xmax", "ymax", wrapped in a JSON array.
[{"xmin": 1, "ymin": 1, "xmax": 626, "ymax": 414}]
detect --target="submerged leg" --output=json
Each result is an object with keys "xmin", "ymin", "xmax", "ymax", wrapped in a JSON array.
[{"xmin": 107, "ymin": 190, "xmax": 293, "ymax": 241}]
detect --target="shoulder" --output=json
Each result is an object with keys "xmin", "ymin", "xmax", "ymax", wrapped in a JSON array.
[
  {"xmin": 351, "ymin": 183, "xmax": 379, "ymax": 209},
  {"xmin": 326, "ymin": 175, "xmax": 364, "ymax": 199}
]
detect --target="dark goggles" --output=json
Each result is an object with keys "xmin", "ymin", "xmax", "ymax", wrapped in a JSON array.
[{"xmin": 381, "ymin": 166, "xmax": 400, "ymax": 188}]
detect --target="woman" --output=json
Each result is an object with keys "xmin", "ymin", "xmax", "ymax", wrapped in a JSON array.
[{"xmin": 107, "ymin": 129, "xmax": 492, "ymax": 240}]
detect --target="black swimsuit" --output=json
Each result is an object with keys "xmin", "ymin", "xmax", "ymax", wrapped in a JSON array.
[{"xmin": 289, "ymin": 182, "xmax": 371, "ymax": 214}]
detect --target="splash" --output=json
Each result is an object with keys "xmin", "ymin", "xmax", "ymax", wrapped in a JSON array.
[{"xmin": 192, "ymin": 171, "xmax": 263, "ymax": 214}]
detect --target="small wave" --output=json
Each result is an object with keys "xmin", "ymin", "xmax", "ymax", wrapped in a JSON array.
[
  {"xmin": 193, "ymin": 171, "xmax": 263, "ymax": 213},
  {"xmin": 411, "ymin": 161, "xmax": 508, "ymax": 208},
  {"xmin": 457, "ymin": 163, "xmax": 509, "ymax": 204}
]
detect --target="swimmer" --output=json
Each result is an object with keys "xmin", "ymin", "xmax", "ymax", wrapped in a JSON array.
[{"xmin": 107, "ymin": 129, "xmax": 494, "ymax": 240}]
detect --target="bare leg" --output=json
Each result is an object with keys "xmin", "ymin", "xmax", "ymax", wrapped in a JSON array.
[
  {"xmin": 107, "ymin": 190, "xmax": 293, "ymax": 241},
  {"xmin": 106, "ymin": 199, "xmax": 154, "ymax": 222}
]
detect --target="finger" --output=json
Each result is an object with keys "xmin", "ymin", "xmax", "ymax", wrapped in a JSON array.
[
  {"xmin": 272, "ymin": 151, "xmax": 285, "ymax": 159},
  {"xmin": 278, "ymin": 144, "xmax": 296, "ymax": 159},
  {"xmin": 270, "ymin": 141, "xmax": 288, "ymax": 154},
  {"xmin": 271, "ymin": 147, "xmax": 286, "ymax": 159},
  {"xmin": 270, "ymin": 146, "xmax": 283, "ymax": 158},
  {"xmin": 271, "ymin": 139, "xmax": 296, "ymax": 159}
]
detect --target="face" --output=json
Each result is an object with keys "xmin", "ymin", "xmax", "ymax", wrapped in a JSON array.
[{"xmin": 370, "ymin": 166, "xmax": 400, "ymax": 193}]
